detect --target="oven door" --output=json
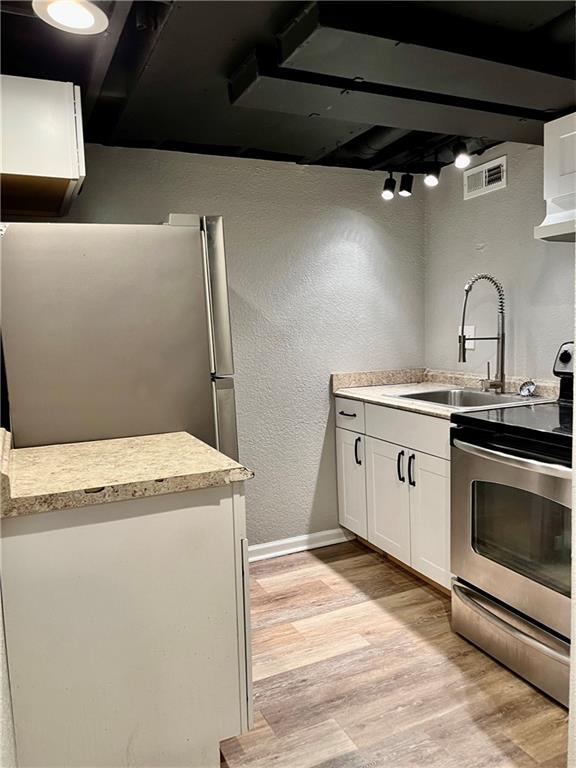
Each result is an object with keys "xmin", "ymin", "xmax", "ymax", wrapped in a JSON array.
[{"xmin": 451, "ymin": 437, "xmax": 571, "ymax": 638}]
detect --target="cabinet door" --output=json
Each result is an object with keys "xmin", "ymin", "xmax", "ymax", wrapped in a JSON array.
[
  {"xmin": 543, "ymin": 112, "xmax": 576, "ymax": 201},
  {"xmin": 366, "ymin": 437, "xmax": 410, "ymax": 564},
  {"xmin": 336, "ymin": 428, "xmax": 367, "ymax": 537},
  {"xmin": 410, "ymin": 451, "xmax": 451, "ymax": 588},
  {"xmin": 1, "ymin": 75, "xmax": 84, "ymax": 180}
]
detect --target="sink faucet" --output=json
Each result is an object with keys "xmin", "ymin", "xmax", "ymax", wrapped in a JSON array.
[{"xmin": 458, "ymin": 273, "xmax": 506, "ymax": 393}]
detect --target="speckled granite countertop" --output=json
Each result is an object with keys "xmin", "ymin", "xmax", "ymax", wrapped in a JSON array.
[
  {"xmin": 336, "ymin": 383, "xmax": 464, "ymax": 419},
  {"xmin": 1, "ymin": 430, "xmax": 253, "ymax": 518},
  {"xmin": 333, "ymin": 373, "xmax": 556, "ymax": 420}
]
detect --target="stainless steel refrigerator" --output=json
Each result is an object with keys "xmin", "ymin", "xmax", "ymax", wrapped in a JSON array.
[{"xmin": 1, "ymin": 215, "xmax": 239, "ymax": 458}]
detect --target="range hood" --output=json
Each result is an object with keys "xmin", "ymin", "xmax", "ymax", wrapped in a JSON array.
[{"xmin": 534, "ymin": 112, "xmax": 576, "ymax": 243}]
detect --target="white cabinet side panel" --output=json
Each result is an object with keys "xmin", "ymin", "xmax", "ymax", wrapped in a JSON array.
[
  {"xmin": 232, "ymin": 486, "xmax": 253, "ymax": 732},
  {"xmin": 1, "ymin": 75, "xmax": 79, "ymax": 179},
  {"xmin": 2, "ymin": 489, "xmax": 242, "ymax": 768}
]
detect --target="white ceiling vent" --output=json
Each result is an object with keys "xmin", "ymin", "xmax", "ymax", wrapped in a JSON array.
[{"xmin": 463, "ymin": 156, "xmax": 507, "ymax": 200}]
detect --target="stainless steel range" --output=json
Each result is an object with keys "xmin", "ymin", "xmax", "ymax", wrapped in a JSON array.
[{"xmin": 450, "ymin": 342, "xmax": 572, "ymax": 706}]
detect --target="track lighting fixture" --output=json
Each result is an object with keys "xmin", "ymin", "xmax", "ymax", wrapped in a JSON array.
[
  {"xmin": 32, "ymin": 0, "xmax": 109, "ymax": 34},
  {"xmin": 453, "ymin": 140, "xmax": 471, "ymax": 169},
  {"xmin": 424, "ymin": 166, "xmax": 441, "ymax": 188},
  {"xmin": 381, "ymin": 172, "xmax": 396, "ymax": 200},
  {"xmin": 398, "ymin": 173, "xmax": 414, "ymax": 197}
]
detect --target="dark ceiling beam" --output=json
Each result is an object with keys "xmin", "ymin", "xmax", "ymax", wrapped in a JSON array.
[
  {"xmin": 277, "ymin": 3, "xmax": 575, "ymax": 115},
  {"xmin": 324, "ymin": 127, "xmax": 412, "ymax": 166},
  {"xmin": 533, "ymin": 7, "xmax": 576, "ymax": 46},
  {"xmin": 230, "ymin": 55, "xmax": 545, "ymax": 146},
  {"xmin": 293, "ymin": 2, "xmax": 574, "ymax": 80},
  {"xmin": 0, "ymin": 2, "xmax": 36, "ymax": 18},
  {"xmin": 83, "ymin": 1, "xmax": 134, "ymax": 121},
  {"xmin": 87, "ymin": 1, "xmax": 174, "ymax": 143}
]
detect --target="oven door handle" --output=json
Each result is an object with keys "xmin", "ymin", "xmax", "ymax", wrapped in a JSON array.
[
  {"xmin": 453, "ymin": 583, "xmax": 570, "ymax": 667},
  {"xmin": 453, "ymin": 439, "xmax": 572, "ymax": 481}
]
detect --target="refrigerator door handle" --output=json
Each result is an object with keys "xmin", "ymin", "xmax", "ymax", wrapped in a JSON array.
[
  {"xmin": 213, "ymin": 377, "xmax": 239, "ymax": 461},
  {"xmin": 202, "ymin": 216, "xmax": 235, "ymax": 376}
]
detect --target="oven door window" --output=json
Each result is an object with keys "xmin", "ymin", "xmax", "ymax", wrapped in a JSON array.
[{"xmin": 472, "ymin": 482, "xmax": 571, "ymax": 597}]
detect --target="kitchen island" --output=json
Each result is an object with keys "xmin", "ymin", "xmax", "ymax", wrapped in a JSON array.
[{"xmin": 1, "ymin": 429, "xmax": 253, "ymax": 768}]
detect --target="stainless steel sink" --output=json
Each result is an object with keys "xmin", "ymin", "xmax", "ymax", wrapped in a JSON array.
[{"xmin": 398, "ymin": 389, "xmax": 531, "ymax": 408}]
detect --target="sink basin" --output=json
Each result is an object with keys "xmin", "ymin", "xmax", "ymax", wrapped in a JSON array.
[{"xmin": 398, "ymin": 389, "xmax": 531, "ymax": 408}]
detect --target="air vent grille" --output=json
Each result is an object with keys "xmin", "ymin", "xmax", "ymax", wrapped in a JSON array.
[{"xmin": 464, "ymin": 156, "xmax": 507, "ymax": 199}]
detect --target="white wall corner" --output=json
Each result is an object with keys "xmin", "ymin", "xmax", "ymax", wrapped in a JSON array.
[{"xmin": 248, "ymin": 528, "xmax": 355, "ymax": 562}]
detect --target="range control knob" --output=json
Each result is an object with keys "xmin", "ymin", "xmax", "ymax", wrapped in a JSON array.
[{"xmin": 559, "ymin": 350, "xmax": 572, "ymax": 364}]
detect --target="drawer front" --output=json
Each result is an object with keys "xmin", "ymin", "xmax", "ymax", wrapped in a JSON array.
[
  {"xmin": 335, "ymin": 397, "xmax": 365, "ymax": 433},
  {"xmin": 365, "ymin": 404, "xmax": 450, "ymax": 459}
]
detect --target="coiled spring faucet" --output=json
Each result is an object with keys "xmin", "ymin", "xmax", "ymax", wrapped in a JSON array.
[{"xmin": 458, "ymin": 273, "xmax": 506, "ymax": 393}]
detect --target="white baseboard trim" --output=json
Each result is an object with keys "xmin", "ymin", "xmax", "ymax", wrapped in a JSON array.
[{"xmin": 248, "ymin": 528, "xmax": 355, "ymax": 562}]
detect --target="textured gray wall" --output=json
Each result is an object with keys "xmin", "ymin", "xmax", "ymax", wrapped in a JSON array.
[
  {"xmin": 67, "ymin": 142, "xmax": 573, "ymax": 546},
  {"xmin": 424, "ymin": 142, "xmax": 575, "ymax": 380},
  {"xmin": 68, "ymin": 145, "xmax": 425, "ymax": 544}
]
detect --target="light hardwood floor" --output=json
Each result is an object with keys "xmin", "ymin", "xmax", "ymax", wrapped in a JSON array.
[{"xmin": 221, "ymin": 541, "xmax": 568, "ymax": 768}]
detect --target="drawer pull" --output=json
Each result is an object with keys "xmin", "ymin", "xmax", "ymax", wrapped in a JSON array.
[
  {"xmin": 354, "ymin": 436, "xmax": 362, "ymax": 466},
  {"xmin": 396, "ymin": 450, "xmax": 405, "ymax": 482},
  {"xmin": 408, "ymin": 454, "xmax": 416, "ymax": 487},
  {"xmin": 338, "ymin": 410, "xmax": 357, "ymax": 418}
]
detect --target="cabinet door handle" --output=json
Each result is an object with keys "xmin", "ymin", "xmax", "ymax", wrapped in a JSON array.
[
  {"xmin": 354, "ymin": 436, "xmax": 362, "ymax": 465},
  {"xmin": 396, "ymin": 450, "xmax": 405, "ymax": 482},
  {"xmin": 408, "ymin": 453, "xmax": 416, "ymax": 487},
  {"xmin": 339, "ymin": 410, "xmax": 357, "ymax": 418}
]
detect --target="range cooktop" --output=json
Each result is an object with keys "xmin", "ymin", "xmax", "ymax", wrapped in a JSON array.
[{"xmin": 451, "ymin": 400, "xmax": 573, "ymax": 448}]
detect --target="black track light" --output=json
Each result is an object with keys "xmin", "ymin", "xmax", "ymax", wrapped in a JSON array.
[
  {"xmin": 381, "ymin": 172, "xmax": 396, "ymax": 200},
  {"xmin": 424, "ymin": 165, "xmax": 441, "ymax": 188},
  {"xmin": 453, "ymin": 140, "xmax": 471, "ymax": 169},
  {"xmin": 398, "ymin": 173, "xmax": 414, "ymax": 197}
]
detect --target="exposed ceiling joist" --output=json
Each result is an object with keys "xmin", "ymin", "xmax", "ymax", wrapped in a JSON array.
[
  {"xmin": 83, "ymin": 1, "xmax": 134, "ymax": 121},
  {"xmin": 300, "ymin": 1, "xmax": 575, "ymax": 79},
  {"xmin": 277, "ymin": 3, "xmax": 575, "ymax": 114},
  {"xmin": 230, "ymin": 56, "xmax": 545, "ymax": 146}
]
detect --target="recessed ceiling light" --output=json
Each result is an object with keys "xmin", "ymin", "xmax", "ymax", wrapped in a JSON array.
[
  {"xmin": 32, "ymin": 0, "xmax": 109, "ymax": 35},
  {"xmin": 381, "ymin": 172, "xmax": 396, "ymax": 200}
]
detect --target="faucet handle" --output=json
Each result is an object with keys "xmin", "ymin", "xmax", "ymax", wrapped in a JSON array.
[{"xmin": 480, "ymin": 362, "xmax": 491, "ymax": 392}]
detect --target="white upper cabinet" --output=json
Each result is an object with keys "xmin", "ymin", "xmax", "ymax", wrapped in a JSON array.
[
  {"xmin": 534, "ymin": 111, "xmax": 576, "ymax": 242},
  {"xmin": 1, "ymin": 75, "xmax": 85, "ymax": 217}
]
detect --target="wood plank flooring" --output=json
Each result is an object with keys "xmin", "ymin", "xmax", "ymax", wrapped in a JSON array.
[{"xmin": 221, "ymin": 541, "xmax": 568, "ymax": 768}]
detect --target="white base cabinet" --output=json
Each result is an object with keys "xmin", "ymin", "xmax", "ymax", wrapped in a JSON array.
[
  {"xmin": 335, "ymin": 398, "xmax": 451, "ymax": 590},
  {"xmin": 365, "ymin": 437, "xmax": 410, "ymax": 563},
  {"xmin": 410, "ymin": 452, "xmax": 450, "ymax": 587},
  {"xmin": 364, "ymin": 437, "xmax": 450, "ymax": 588},
  {"xmin": 2, "ymin": 486, "xmax": 252, "ymax": 768},
  {"xmin": 336, "ymin": 427, "xmax": 367, "ymax": 538}
]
